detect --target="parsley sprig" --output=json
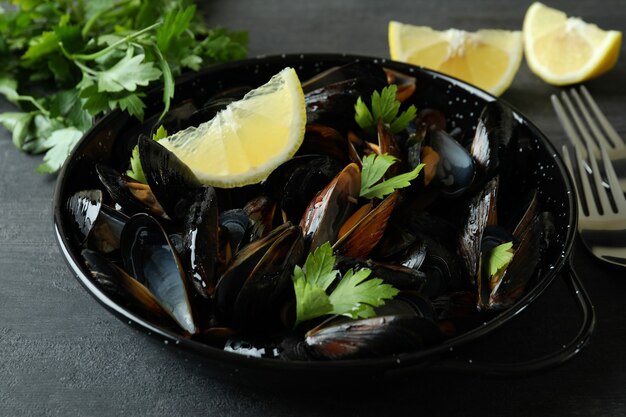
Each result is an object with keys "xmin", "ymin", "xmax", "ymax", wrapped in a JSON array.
[
  {"xmin": 0, "ymin": 1, "xmax": 248, "ymax": 173},
  {"xmin": 292, "ymin": 243, "xmax": 399, "ymax": 327},
  {"xmin": 127, "ymin": 125, "xmax": 168, "ymax": 183},
  {"xmin": 360, "ymin": 153, "xmax": 424, "ymax": 199},
  {"xmin": 488, "ymin": 241, "xmax": 515, "ymax": 277},
  {"xmin": 354, "ymin": 84, "xmax": 417, "ymax": 137}
]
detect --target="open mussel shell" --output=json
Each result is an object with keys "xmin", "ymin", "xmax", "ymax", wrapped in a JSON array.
[
  {"xmin": 478, "ymin": 195, "xmax": 551, "ymax": 310},
  {"xmin": 66, "ymin": 189, "xmax": 128, "ymax": 255},
  {"xmin": 138, "ymin": 135, "xmax": 202, "ymax": 221},
  {"xmin": 470, "ymin": 101, "xmax": 515, "ymax": 184},
  {"xmin": 423, "ymin": 126, "xmax": 475, "ymax": 198},
  {"xmin": 214, "ymin": 222, "xmax": 294, "ymax": 323},
  {"xmin": 264, "ymin": 155, "xmax": 343, "ymax": 223},
  {"xmin": 458, "ymin": 177, "xmax": 499, "ymax": 284},
  {"xmin": 231, "ymin": 225, "xmax": 305, "ymax": 331},
  {"xmin": 334, "ymin": 256, "xmax": 428, "ymax": 292},
  {"xmin": 183, "ymin": 186, "xmax": 219, "ymax": 298},
  {"xmin": 67, "ymin": 189, "xmax": 104, "ymax": 239},
  {"xmin": 96, "ymin": 164, "xmax": 166, "ymax": 218},
  {"xmin": 300, "ymin": 162, "xmax": 361, "ymax": 251},
  {"xmin": 242, "ymin": 195, "xmax": 283, "ymax": 241},
  {"xmin": 399, "ymin": 237, "xmax": 466, "ymax": 297},
  {"xmin": 333, "ymin": 191, "xmax": 398, "ymax": 259},
  {"xmin": 219, "ymin": 209, "xmax": 251, "ymax": 256},
  {"xmin": 81, "ymin": 249, "xmax": 183, "ymax": 332},
  {"xmin": 304, "ymin": 313, "xmax": 442, "ymax": 360},
  {"xmin": 377, "ymin": 122, "xmax": 404, "ymax": 178},
  {"xmin": 120, "ymin": 213, "xmax": 198, "ymax": 334}
]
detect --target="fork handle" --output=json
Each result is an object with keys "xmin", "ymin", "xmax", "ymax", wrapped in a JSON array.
[{"xmin": 389, "ymin": 262, "xmax": 595, "ymax": 377}]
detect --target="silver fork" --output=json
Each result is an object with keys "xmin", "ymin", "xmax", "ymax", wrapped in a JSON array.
[
  {"xmin": 552, "ymin": 85, "xmax": 626, "ymax": 192},
  {"xmin": 554, "ymin": 89, "xmax": 626, "ymax": 267}
]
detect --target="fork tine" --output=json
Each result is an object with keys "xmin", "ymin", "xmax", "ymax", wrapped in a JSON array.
[
  {"xmin": 561, "ymin": 145, "xmax": 586, "ymax": 218},
  {"xmin": 599, "ymin": 145, "xmax": 626, "ymax": 213},
  {"xmin": 574, "ymin": 144, "xmax": 600, "ymax": 217},
  {"xmin": 580, "ymin": 85, "xmax": 626, "ymax": 149},
  {"xmin": 552, "ymin": 94, "xmax": 587, "ymax": 155},
  {"xmin": 572, "ymin": 88, "xmax": 615, "ymax": 152},
  {"xmin": 560, "ymin": 91, "xmax": 601, "ymax": 158},
  {"xmin": 587, "ymin": 142, "xmax": 613, "ymax": 215}
]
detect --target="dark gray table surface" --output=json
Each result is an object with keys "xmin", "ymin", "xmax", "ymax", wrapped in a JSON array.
[{"xmin": 2, "ymin": 0, "xmax": 626, "ymax": 415}]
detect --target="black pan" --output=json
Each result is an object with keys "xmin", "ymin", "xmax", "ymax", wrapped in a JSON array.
[{"xmin": 52, "ymin": 54, "xmax": 594, "ymax": 384}]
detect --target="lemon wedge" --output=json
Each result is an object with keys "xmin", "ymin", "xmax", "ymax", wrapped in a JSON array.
[
  {"xmin": 159, "ymin": 67, "xmax": 306, "ymax": 188},
  {"xmin": 523, "ymin": 2, "xmax": 622, "ymax": 85},
  {"xmin": 388, "ymin": 21, "xmax": 523, "ymax": 96}
]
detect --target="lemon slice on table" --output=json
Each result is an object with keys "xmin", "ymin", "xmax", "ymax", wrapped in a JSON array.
[
  {"xmin": 388, "ymin": 21, "xmax": 523, "ymax": 96},
  {"xmin": 159, "ymin": 67, "xmax": 306, "ymax": 188},
  {"xmin": 523, "ymin": 2, "xmax": 622, "ymax": 86}
]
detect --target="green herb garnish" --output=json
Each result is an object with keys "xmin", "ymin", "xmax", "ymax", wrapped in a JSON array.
[
  {"xmin": 488, "ymin": 241, "xmax": 515, "ymax": 277},
  {"xmin": 359, "ymin": 153, "xmax": 424, "ymax": 199},
  {"xmin": 292, "ymin": 242, "xmax": 399, "ymax": 327},
  {"xmin": 0, "ymin": 1, "xmax": 248, "ymax": 173},
  {"xmin": 127, "ymin": 125, "xmax": 168, "ymax": 183},
  {"xmin": 354, "ymin": 84, "xmax": 417, "ymax": 137}
]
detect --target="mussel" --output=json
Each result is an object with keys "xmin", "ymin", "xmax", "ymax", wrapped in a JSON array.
[
  {"xmin": 96, "ymin": 164, "xmax": 166, "ymax": 218},
  {"xmin": 303, "ymin": 292, "xmax": 442, "ymax": 360},
  {"xmin": 182, "ymin": 186, "xmax": 219, "ymax": 298},
  {"xmin": 67, "ymin": 189, "xmax": 128, "ymax": 255},
  {"xmin": 120, "ymin": 213, "xmax": 198, "ymax": 334},
  {"xmin": 300, "ymin": 162, "xmax": 361, "ymax": 251},
  {"xmin": 138, "ymin": 135, "xmax": 202, "ymax": 221}
]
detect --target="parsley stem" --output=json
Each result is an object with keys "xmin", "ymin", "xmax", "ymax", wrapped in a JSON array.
[
  {"xmin": 71, "ymin": 59, "xmax": 99, "ymax": 77},
  {"xmin": 71, "ymin": 22, "xmax": 162, "ymax": 61},
  {"xmin": 81, "ymin": 11, "xmax": 105, "ymax": 38},
  {"xmin": 13, "ymin": 96, "xmax": 49, "ymax": 117},
  {"xmin": 151, "ymin": 44, "xmax": 174, "ymax": 121}
]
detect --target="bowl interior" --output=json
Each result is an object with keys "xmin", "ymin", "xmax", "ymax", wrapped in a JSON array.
[{"xmin": 53, "ymin": 54, "xmax": 576, "ymax": 378}]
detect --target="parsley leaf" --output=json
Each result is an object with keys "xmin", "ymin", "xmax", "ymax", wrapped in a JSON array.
[
  {"xmin": 112, "ymin": 93, "xmax": 146, "ymax": 121},
  {"xmin": 35, "ymin": 127, "xmax": 83, "ymax": 173},
  {"xmin": 360, "ymin": 153, "xmax": 397, "ymax": 193},
  {"xmin": 291, "ymin": 242, "xmax": 398, "ymax": 327},
  {"xmin": 293, "ymin": 277, "xmax": 333, "ymax": 326},
  {"xmin": 359, "ymin": 153, "xmax": 424, "ymax": 199},
  {"xmin": 0, "ymin": 111, "xmax": 36, "ymax": 150},
  {"xmin": 354, "ymin": 96, "xmax": 375, "ymax": 133},
  {"xmin": 97, "ymin": 48, "xmax": 161, "ymax": 93},
  {"xmin": 126, "ymin": 125, "xmax": 167, "ymax": 183},
  {"xmin": 300, "ymin": 242, "xmax": 338, "ymax": 290},
  {"xmin": 198, "ymin": 28, "xmax": 249, "ymax": 64},
  {"xmin": 488, "ymin": 241, "xmax": 515, "ymax": 277},
  {"xmin": 22, "ymin": 30, "xmax": 58, "ymax": 61},
  {"xmin": 156, "ymin": 5, "xmax": 196, "ymax": 55},
  {"xmin": 354, "ymin": 85, "xmax": 417, "ymax": 137}
]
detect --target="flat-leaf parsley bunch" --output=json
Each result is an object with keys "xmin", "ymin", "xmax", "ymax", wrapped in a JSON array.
[{"xmin": 0, "ymin": 0, "xmax": 248, "ymax": 173}]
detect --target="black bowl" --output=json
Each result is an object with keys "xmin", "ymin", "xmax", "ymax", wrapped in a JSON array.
[{"xmin": 52, "ymin": 53, "xmax": 591, "ymax": 384}]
